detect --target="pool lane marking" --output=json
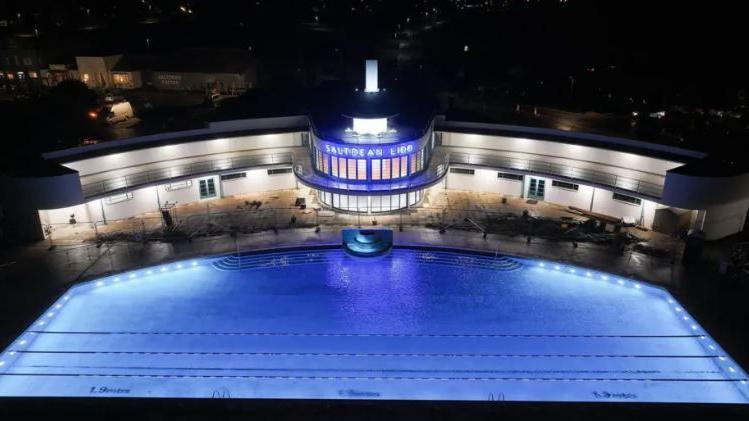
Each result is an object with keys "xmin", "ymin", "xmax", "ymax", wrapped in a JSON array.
[
  {"xmin": 1, "ymin": 372, "xmax": 746, "ymax": 382},
  {"xmin": 10, "ymin": 350, "xmax": 725, "ymax": 358},
  {"xmin": 26, "ymin": 331, "xmax": 702, "ymax": 338},
  {"xmin": 8, "ymin": 364, "xmax": 725, "ymax": 377}
]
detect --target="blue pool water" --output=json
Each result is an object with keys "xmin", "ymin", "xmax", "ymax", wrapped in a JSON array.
[{"xmin": 1, "ymin": 247, "xmax": 747, "ymax": 403}]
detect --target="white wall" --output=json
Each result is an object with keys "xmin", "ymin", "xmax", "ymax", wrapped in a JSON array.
[
  {"xmin": 542, "ymin": 178, "xmax": 595, "ymax": 210},
  {"xmin": 100, "ymin": 186, "xmax": 160, "ymax": 221},
  {"xmin": 221, "ymin": 168, "xmax": 296, "ymax": 197},
  {"xmin": 441, "ymin": 133, "xmax": 682, "ymax": 183},
  {"xmin": 159, "ymin": 180, "xmax": 201, "ymax": 206},
  {"xmin": 702, "ymin": 198, "xmax": 749, "ymax": 240},
  {"xmin": 445, "ymin": 168, "xmax": 523, "ymax": 196},
  {"xmin": 63, "ymin": 133, "xmax": 301, "ymax": 178},
  {"xmin": 40, "ymin": 203, "xmax": 94, "ymax": 225},
  {"xmin": 591, "ymin": 190, "xmax": 645, "ymax": 223}
]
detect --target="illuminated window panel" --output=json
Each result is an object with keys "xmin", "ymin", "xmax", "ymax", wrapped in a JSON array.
[
  {"xmin": 339, "ymin": 157, "xmax": 347, "ymax": 179},
  {"xmin": 372, "ymin": 159, "xmax": 381, "ymax": 180},
  {"xmin": 322, "ymin": 153, "xmax": 330, "ymax": 174},
  {"xmin": 357, "ymin": 160, "xmax": 367, "ymax": 180},
  {"xmin": 331, "ymin": 156, "xmax": 338, "ymax": 177},
  {"xmin": 401, "ymin": 156, "xmax": 408, "ymax": 177},
  {"xmin": 348, "ymin": 159, "xmax": 357, "ymax": 180},
  {"xmin": 382, "ymin": 159, "xmax": 391, "ymax": 180},
  {"xmin": 392, "ymin": 158, "xmax": 400, "ymax": 179}
]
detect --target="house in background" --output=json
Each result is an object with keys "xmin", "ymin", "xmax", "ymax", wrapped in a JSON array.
[{"xmin": 75, "ymin": 54, "xmax": 122, "ymax": 89}]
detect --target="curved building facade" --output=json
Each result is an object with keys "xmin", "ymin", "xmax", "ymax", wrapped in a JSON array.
[
  {"xmin": 2, "ymin": 61, "xmax": 748, "ymax": 242},
  {"xmin": 294, "ymin": 60, "xmax": 441, "ymax": 213}
]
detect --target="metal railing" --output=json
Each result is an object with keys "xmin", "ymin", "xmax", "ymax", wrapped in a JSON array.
[
  {"xmin": 292, "ymin": 151, "xmax": 450, "ymax": 194},
  {"xmin": 80, "ymin": 148, "xmax": 664, "ymax": 200},
  {"xmin": 81, "ymin": 153, "xmax": 294, "ymax": 198},
  {"xmin": 447, "ymin": 152, "xmax": 664, "ymax": 198}
]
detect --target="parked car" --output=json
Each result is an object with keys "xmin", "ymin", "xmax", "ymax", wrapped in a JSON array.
[{"xmin": 104, "ymin": 100, "xmax": 135, "ymax": 124}]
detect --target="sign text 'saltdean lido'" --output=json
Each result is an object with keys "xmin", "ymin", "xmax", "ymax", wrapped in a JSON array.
[{"xmin": 321, "ymin": 141, "xmax": 417, "ymax": 158}]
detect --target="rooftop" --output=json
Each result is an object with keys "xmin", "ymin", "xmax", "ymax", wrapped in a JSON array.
[{"xmin": 308, "ymin": 84, "xmax": 436, "ymax": 144}]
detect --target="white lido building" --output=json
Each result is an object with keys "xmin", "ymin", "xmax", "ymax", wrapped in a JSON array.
[{"xmin": 2, "ymin": 62, "xmax": 748, "ymax": 242}]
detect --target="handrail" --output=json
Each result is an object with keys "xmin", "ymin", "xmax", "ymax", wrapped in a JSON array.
[
  {"xmin": 292, "ymin": 151, "xmax": 450, "ymax": 194},
  {"xmin": 81, "ymin": 153, "xmax": 294, "ymax": 198},
  {"xmin": 81, "ymin": 148, "xmax": 664, "ymax": 200},
  {"xmin": 447, "ymin": 152, "xmax": 664, "ymax": 198}
]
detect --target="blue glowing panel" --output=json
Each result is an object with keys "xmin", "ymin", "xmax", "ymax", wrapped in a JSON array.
[
  {"xmin": 318, "ymin": 139, "xmax": 419, "ymax": 158},
  {"xmin": 0, "ymin": 249, "xmax": 747, "ymax": 402}
]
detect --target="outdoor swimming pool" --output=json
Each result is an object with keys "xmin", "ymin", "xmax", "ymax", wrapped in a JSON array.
[{"xmin": 1, "ymin": 247, "xmax": 747, "ymax": 403}]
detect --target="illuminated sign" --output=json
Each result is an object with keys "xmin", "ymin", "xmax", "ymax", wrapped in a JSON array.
[
  {"xmin": 352, "ymin": 118, "xmax": 387, "ymax": 135},
  {"xmin": 319, "ymin": 140, "xmax": 417, "ymax": 158}
]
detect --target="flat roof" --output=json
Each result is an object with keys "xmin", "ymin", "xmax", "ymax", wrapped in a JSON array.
[
  {"xmin": 435, "ymin": 118, "xmax": 707, "ymax": 164},
  {"xmin": 308, "ymin": 88, "xmax": 436, "ymax": 144}
]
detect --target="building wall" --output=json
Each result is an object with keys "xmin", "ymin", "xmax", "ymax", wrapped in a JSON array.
[
  {"xmin": 76, "ymin": 55, "xmax": 122, "ymax": 88},
  {"xmin": 702, "ymin": 198, "xmax": 749, "ymax": 241},
  {"xmin": 446, "ymin": 168, "xmax": 523, "ymax": 196},
  {"xmin": 39, "ymin": 168, "xmax": 296, "ymax": 226},
  {"xmin": 62, "ymin": 133, "xmax": 302, "ymax": 179},
  {"xmin": 220, "ymin": 168, "xmax": 296, "ymax": 197},
  {"xmin": 591, "ymin": 189, "xmax": 646, "ymax": 223},
  {"xmin": 441, "ymin": 133, "xmax": 684, "ymax": 184},
  {"xmin": 112, "ymin": 71, "xmax": 143, "ymax": 89},
  {"xmin": 151, "ymin": 71, "xmax": 248, "ymax": 93},
  {"xmin": 444, "ymin": 167, "xmax": 659, "ymax": 227},
  {"xmin": 542, "ymin": 178, "xmax": 595, "ymax": 210}
]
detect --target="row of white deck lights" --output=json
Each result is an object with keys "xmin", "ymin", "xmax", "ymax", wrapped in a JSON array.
[
  {"xmin": 666, "ymin": 302, "xmax": 745, "ymax": 382},
  {"xmin": 93, "ymin": 260, "xmax": 200, "ymax": 288},
  {"xmin": 0, "ymin": 261, "xmax": 202, "ymax": 369},
  {"xmin": 536, "ymin": 261, "xmax": 642, "ymax": 290},
  {"xmin": 536, "ymin": 261, "xmax": 747, "ymax": 384}
]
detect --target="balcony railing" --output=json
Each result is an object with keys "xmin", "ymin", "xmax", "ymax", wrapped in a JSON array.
[
  {"xmin": 448, "ymin": 152, "xmax": 664, "ymax": 198},
  {"xmin": 80, "ymin": 148, "xmax": 664, "ymax": 201},
  {"xmin": 292, "ymin": 150, "xmax": 450, "ymax": 195},
  {"xmin": 81, "ymin": 153, "xmax": 294, "ymax": 198}
]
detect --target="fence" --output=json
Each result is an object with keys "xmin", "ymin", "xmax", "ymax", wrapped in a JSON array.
[
  {"xmin": 81, "ymin": 153, "xmax": 294, "ymax": 198},
  {"xmin": 448, "ymin": 152, "xmax": 664, "ymax": 198}
]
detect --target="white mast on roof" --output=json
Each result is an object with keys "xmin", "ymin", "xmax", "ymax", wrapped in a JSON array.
[{"xmin": 364, "ymin": 59, "xmax": 379, "ymax": 93}]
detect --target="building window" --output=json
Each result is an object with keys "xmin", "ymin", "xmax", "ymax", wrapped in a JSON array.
[
  {"xmin": 498, "ymin": 172, "xmax": 523, "ymax": 181},
  {"xmin": 331, "ymin": 156, "xmax": 339, "ymax": 177},
  {"xmin": 372, "ymin": 159, "xmax": 381, "ymax": 180},
  {"xmin": 347, "ymin": 159, "xmax": 357, "ymax": 180},
  {"xmin": 322, "ymin": 153, "xmax": 330, "ymax": 174},
  {"xmin": 199, "ymin": 178, "xmax": 217, "ymax": 199},
  {"xmin": 382, "ymin": 159, "xmax": 391, "ymax": 180},
  {"xmin": 82, "ymin": 73, "xmax": 90, "ymax": 83},
  {"xmin": 612, "ymin": 192, "xmax": 642, "ymax": 205},
  {"xmin": 552, "ymin": 180, "xmax": 579, "ymax": 191},
  {"xmin": 113, "ymin": 73, "xmax": 132, "ymax": 85},
  {"xmin": 106, "ymin": 192, "xmax": 134, "ymax": 204},
  {"xmin": 400, "ymin": 156, "xmax": 408, "ymax": 178},
  {"xmin": 450, "ymin": 167, "xmax": 475, "ymax": 175},
  {"xmin": 339, "ymin": 157, "xmax": 347, "ymax": 179},
  {"xmin": 357, "ymin": 159, "xmax": 367, "ymax": 180},
  {"xmin": 164, "ymin": 180, "xmax": 192, "ymax": 191},
  {"xmin": 392, "ymin": 157, "xmax": 400, "ymax": 179},
  {"xmin": 220, "ymin": 172, "xmax": 247, "ymax": 181},
  {"xmin": 267, "ymin": 168, "xmax": 292, "ymax": 175}
]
